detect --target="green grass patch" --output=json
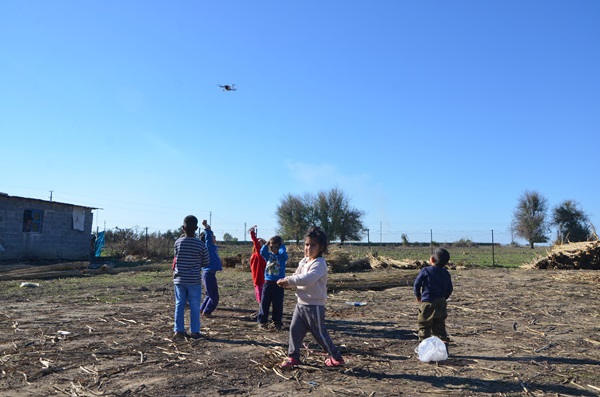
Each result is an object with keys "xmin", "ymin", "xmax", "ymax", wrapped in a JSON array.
[{"xmin": 339, "ymin": 244, "xmax": 549, "ymax": 268}]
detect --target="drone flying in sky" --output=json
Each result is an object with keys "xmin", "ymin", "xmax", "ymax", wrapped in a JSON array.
[{"xmin": 218, "ymin": 84, "xmax": 237, "ymax": 92}]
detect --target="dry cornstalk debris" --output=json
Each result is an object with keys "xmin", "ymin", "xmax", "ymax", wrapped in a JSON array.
[
  {"xmin": 524, "ymin": 240, "xmax": 600, "ymax": 270},
  {"xmin": 1, "ymin": 264, "xmax": 599, "ymax": 396}
]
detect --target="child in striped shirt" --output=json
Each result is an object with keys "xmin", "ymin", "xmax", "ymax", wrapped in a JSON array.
[{"xmin": 172, "ymin": 215, "xmax": 210, "ymax": 340}]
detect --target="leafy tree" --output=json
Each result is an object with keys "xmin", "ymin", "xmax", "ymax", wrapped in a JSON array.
[
  {"xmin": 551, "ymin": 200, "xmax": 591, "ymax": 243},
  {"xmin": 222, "ymin": 233, "xmax": 237, "ymax": 242},
  {"xmin": 315, "ymin": 191, "xmax": 333, "ymax": 240},
  {"xmin": 512, "ymin": 190, "xmax": 550, "ymax": 249},
  {"xmin": 276, "ymin": 193, "xmax": 315, "ymax": 243},
  {"xmin": 314, "ymin": 188, "xmax": 365, "ymax": 243},
  {"xmin": 338, "ymin": 207, "xmax": 365, "ymax": 243},
  {"xmin": 276, "ymin": 188, "xmax": 365, "ymax": 243}
]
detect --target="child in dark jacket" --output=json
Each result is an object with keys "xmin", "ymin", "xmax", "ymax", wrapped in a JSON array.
[
  {"xmin": 199, "ymin": 220, "xmax": 223, "ymax": 317},
  {"xmin": 414, "ymin": 248, "xmax": 453, "ymax": 345},
  {"xmin": 249, "ymin": 226, "xmax": 267, "ymax": 304}
]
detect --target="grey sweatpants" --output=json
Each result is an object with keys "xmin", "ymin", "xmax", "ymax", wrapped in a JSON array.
[{"xmin": 288, "ymin": 304, "xmax": 343, "ymax": 361}]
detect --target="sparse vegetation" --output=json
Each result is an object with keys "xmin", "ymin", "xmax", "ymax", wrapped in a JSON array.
[
  {"xmin": 97, "ymin": 236, "xmax": 549, "ymax": 269},
  {"xmin": 0, "ymin": 261, "xmax": 598, "ymax": 396}
]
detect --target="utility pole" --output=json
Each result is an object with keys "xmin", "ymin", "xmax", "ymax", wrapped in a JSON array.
[
  {"xmin": 430, "ymin": 229, "xmax": 433, "ymax": 254},
  {"xmin": 49, "ymin": 190, "xmax": 53, "ymax": 201},
  {"xmin": 209, "ymin": 211, "xmax": 212, "ymax": 225},
  {"xmin": 95, "ymin": 209, "xmax": 103, "ymax": 235}
]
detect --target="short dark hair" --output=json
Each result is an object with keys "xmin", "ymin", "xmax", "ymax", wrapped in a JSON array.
[
  {"xmin": 183, "ymin": 215, "xmax": 198, "ymax": 228},
  {"xmin": 431, "ymin": 248, "xmax": 450, "ymax": 267},
  {"xmin": 269, "ymin": 235, "xmax": 283, "ymax": 246},
  {"xmin": 305, "ymin": 226, "xmax": 328, "ymax": 255}
]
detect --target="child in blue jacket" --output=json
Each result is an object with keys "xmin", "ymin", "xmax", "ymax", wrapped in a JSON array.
[
  {"xmin": 257, "ymin": 235, "xmax": 288, "ymax": 330},
  {"xmin": 200, "ymin": 220, "xmax": 223, "ymax": 317}
]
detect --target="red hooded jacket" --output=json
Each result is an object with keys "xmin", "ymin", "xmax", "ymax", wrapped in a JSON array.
[{"xmin": 250, "ymin": 229, "xmax": 266, "ymax": 286}]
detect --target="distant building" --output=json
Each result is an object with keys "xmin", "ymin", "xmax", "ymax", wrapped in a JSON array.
[{"xmin": 0, "ymin": 193, "xmax": 95, "ymax": 260}]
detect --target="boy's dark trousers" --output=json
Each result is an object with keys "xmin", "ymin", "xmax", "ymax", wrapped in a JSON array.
[
  {"xmin": 258, "ymin": 281, "xmax": 284, "ymax": 325},
  {"xmin": 200, "ymin": 270, "xmax": 219, "ymax": 315},
  {"xmin": 417, "ymin": 298, "xmax": 449, "ymax": 342}
]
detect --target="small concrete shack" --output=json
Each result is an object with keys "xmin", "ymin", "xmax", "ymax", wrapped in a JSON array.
[{"xmin": 0, "ymin": 193, "xmax": 95, "ymax": 260}]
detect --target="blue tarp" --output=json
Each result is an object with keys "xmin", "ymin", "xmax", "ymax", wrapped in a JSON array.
[{"xmin": 95, "ymin": 231, "xmax": 105, "ymax": 257}]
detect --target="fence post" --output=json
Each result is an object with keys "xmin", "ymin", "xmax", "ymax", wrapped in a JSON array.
[
  {"xmin": 491, "ymin": 229, "xmax": 495, "ymax": 267},
  {"xmin": 145, "ymin": 227, "xmax": 148, "ymax": 256}
]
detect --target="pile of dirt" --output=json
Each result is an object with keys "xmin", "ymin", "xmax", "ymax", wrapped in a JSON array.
[
  {"xmin": 222, "ymin": 253, "xmax": 243, "ymax": 268},
  {"xmin": 524, "ymin": 240, "xmax": 600, "ymax": 270}
]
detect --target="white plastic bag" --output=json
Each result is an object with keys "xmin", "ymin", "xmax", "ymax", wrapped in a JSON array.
[{"xmin": 416, "ymin": 336, "xmax": 448, "ymax": 362}]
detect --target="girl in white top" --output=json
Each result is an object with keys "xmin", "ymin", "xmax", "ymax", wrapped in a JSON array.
[{"xmin": 277, "ymin": 226, "xmax": 345, "ymax": 368}]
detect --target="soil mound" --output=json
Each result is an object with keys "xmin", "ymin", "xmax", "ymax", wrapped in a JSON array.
[{"xmin": 524, "ymin": 240, "xmax": 600, "ymax": 270}]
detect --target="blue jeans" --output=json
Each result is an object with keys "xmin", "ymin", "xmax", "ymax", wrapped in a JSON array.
[
  {"xmin": 258, "ymin": 282, "xmax": 284, "ymax": 325},
  {"xmin": 200, "ymin": 270, "xmax": 219, "ymax": 315},
  {"xmin": 174, "ymin": 283, "xmax": 202, "ymax": 333}
]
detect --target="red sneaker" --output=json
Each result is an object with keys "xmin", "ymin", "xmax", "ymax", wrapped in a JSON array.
[
  {"xmin": 280, "ymin": 357, "xmax": 302, "ymax": 369},
  {"xmin": 324, "ymin": 357, "xmax": 345, "ymax": 367}
]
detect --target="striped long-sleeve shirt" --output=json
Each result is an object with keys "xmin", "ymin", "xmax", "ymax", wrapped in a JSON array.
[{"xmin": 173, "ymin": 236, "xmax": 209, "ymax": 284}]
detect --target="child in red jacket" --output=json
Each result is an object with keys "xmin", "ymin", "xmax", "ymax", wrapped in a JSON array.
[{"xmin": 249, "ymin": 226, "xmax": 267, "ymax": 303}]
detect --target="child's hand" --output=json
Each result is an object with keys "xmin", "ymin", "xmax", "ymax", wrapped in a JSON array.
[
  {"xmin": 277, "ymin": 278, "xmax": 290, "ymax": 288},
  {"xmin": 416, "ymin": 297, "xmax": 422, "ymax": 303}
]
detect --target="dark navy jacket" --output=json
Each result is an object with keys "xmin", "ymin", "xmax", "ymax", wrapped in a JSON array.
[{"xmin": 414, "ymin": 265, "xmax": 453, "ymax": 302}]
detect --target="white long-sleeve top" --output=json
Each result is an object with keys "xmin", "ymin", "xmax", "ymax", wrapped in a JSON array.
[{"xmin": 286, "ymin": 256, "xmax": 328, "ymax": 306}]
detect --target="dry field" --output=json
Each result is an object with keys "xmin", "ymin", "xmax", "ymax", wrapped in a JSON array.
[{"xmin": 0, "ymin": 262, "xmax": 599, "ymax": 397}]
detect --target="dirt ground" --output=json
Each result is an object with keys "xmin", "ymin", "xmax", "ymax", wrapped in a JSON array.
[{"xmin": 0, "ymin": 265, "xmax": 599, "ymax": 397}]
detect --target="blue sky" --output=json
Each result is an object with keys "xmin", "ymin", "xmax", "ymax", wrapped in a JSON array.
[{"xmin": 1, "ymin": 1, "xmax": 599, "ymax": 244}]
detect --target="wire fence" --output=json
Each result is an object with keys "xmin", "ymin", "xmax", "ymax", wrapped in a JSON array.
[
  {"xmin": 97, "ymin": 226, "xmax": 546, "ymax": 268},
  {"xmin": 96, "ymin": 226, "xmax": 521, "ymax": 248},
  {"xmin": 204, "ymin": 228, "xmax": 519, "ymax": 246}
]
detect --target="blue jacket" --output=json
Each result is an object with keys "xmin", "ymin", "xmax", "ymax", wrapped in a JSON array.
[
  {"xmin": 260, "ymin": 244, "xmax": 288, "ymax": 281},
  {"xmin": 202, "ymin": 228, "xmax": 223, "ymax": 272},
  {"xmin": 414, "ymin": 265, "xmax": 453, "ymax": 302}
]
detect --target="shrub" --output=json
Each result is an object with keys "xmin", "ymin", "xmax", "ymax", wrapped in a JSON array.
[
  {"xmin": 401, "ymin": 234, "xmax": 409, "ymax": 246},
  {"xmin": 454, "ymin": 237, "xmax": 476, "ymax": 248}
]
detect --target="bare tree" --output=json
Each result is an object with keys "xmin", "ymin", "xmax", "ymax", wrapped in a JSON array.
[{"xmin": 512, "ymin": 190, "xmax": 550, "ymax": 249}]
